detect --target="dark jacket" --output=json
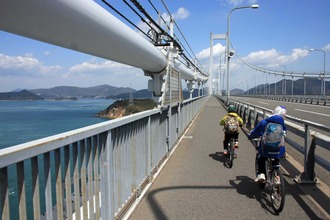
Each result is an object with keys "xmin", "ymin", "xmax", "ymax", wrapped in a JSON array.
[{"xmin": 248, "ymin": 115, "xmax": 287, "ymax": 158}]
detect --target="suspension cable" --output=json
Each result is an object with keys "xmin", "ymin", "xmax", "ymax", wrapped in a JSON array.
[
  {"xmin": 159, "ymin": 0, "xmax": 207, "ymax": 75},
  {"xmin": 230, "ymin": 43, "xmax": 325, "ymax": 79},
  {"xmin": 101, "ymin": 0, "xmax": 153, "ymax": 42},
  {"xmin": 101, "ymin": 0, "xmax": 208, "ymax": 77}
]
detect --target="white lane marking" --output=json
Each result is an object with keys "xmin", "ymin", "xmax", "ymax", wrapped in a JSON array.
[
  {"xmin": 295, "ymin": 109, "xmax": 330, "ymax": 117},
  {"xmin": 258, "ymin": 101, "xmax": 270, "ymax": 105}
]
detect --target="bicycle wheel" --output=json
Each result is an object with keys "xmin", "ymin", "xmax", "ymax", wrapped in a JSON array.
[
  {"xmin": 270, "ymin": 169, "xmax": 285, "ymax": 213},
  {"xmin": 227, "ymin": 139, "xmax": 234, "ymax": 168}
]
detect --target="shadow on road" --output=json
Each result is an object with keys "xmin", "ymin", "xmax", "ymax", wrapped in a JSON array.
[{"xmin": 229, "ymin": 175, "xmax": 278, "ymax": 215}]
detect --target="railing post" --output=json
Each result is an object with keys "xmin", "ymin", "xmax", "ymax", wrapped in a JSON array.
[
  {"xmin": 262, "ymin": 109, "xmax": 266, "ymax": 119},
  {"xmin": 100, "ymin": 131, "xmax": 112, "ymax": 219},
  {"xmin": 242, "ymin": 106, "xmax": 247, "ymax": 125},
  {"xmin": 294, "ymin": 124, "xmax": 318, "ymax": 183},
  {"xmin": 0, "ymin": 167, "xmax": 9, "ymax": 220},
  {"xmin": 304, "ymin": 124, "xmax": 310, "ymax": 176},
  {"xmin": 43, "ymin": 152, "xmax": 53, "ymax": 220},
  {"xmin": 253, "ymin": 107, "xmax": 258, "ymax": 128},
  {"xmin": 246, "ymin": 106, "xmax": 252, "ymax": 129},
  {"xmin": 17, "ymin": 161, "xmax": 27, "ymax": 219}
]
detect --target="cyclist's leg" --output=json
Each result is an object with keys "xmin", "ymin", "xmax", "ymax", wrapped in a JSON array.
[
  {"xmin": 223, "ymin": 133, "xmax": 229, "ymax": 151},
  {"xmin": 255, "ymin": 153, "xmax": 267, "ymax": 182},
  {"xmin": 257, "ymin": 155, "xmax": 267, "ymax": 174},
  {"xmin": 233, "ymin": 132, "xmax": 239, "ymax": 147}
]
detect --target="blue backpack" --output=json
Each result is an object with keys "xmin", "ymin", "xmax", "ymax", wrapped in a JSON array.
[{"xmin": 262, "ymin": 122, "xmax": 284, "ymax": 148}]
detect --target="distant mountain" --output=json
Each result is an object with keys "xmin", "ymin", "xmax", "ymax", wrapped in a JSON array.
[
  {"xmin": 245, "ymin": 78, "xmax": 329, "ymax": 95},
  {"xmin": 0, "ymin": 90, "xmax": 44, "ymax": 100},
  {"xmin": 107, "ymin": 89, "xmax": 153, "ymax": 99},
  {"xmin": 108, "ymin": 89, "xmax": 202, "ymax": 100},
  {"xmin": 231, "ymin": 88, "xmax": 245, "ymax": 95},
  {"xmin": 30, "ymin": 84, "xmax": 136, "ymax": 98}
]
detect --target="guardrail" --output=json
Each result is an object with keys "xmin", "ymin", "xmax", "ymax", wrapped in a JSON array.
[
  {"xmin": 0, "ymin": 96, "xmax": 208, "ymax": 220},
  {"xmin": 235, "ymin": 94, "xmax": 330, "ymax": 106},
  {"xmin": 217, "ymin": 96, "xmax": 330, "ymax": 183}
]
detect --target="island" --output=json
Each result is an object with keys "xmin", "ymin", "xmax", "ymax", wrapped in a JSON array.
[
  {"xmin": 96, "ymin": 99, "xmax": 157, "ymax": 119},
  {"xmin": 0, "ymin": 90, "xmax": 44, "ymax": 100}
]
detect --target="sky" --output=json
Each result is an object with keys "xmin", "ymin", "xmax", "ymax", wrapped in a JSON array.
[{"xmin": 0, "ymin": 0, "xmax": 329, "ymax": 92}]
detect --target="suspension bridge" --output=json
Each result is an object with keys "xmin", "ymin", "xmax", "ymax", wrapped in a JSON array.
[{"xmin": 0, "ymin": 0, "xmax": 329, "ymax": 219}]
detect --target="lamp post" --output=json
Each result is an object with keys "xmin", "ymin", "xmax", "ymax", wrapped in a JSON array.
[
  {"xmin": 309, "ymin": 48, "xmax": 326, "ymax": 97},
  {"xmin": 226, "ymin": 4, "xmax": 259, "ymax": 102}
]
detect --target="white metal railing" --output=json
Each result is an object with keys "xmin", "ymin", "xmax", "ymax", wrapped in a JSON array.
[
  {"xmin": 0, "ymin": 96, "xmax": 208, "ymax": 220},
  {"xmin": 236, "ymin": 94, "xmax": 330, "ymax": 106},
  {"xmin": 218, "ymin": 96, "xmax": 330, "ymax": 183}
]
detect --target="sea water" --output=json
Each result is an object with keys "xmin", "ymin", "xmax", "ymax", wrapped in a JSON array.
[
  {"xmin": 0, "ymin": 99, "xmax": 113, "ymax": 149},
  {"xmin": 0, "ymin": 99, "xmax": 114, "ymax": 219}
]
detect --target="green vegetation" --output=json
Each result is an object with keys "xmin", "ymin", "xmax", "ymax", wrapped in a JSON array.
[{"xmin": 97, "ymin": 99, "xmax": 157, "ymax": 119}]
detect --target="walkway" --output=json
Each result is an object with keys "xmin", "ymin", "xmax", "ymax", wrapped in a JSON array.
[{"xmin": 128, "ymin": 96, "xmax": 329, "ymax": 219}]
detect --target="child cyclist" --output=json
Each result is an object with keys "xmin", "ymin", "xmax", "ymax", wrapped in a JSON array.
[
  {"xmin": 248, "ymin": 106, "xmax": 287, "ymax": 183},
  {"xmin": 219, "ymin": 105, "xmax": 243, "ymax": 156}
]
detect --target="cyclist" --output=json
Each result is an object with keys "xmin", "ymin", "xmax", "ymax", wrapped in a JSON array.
[
  {"xmin": 219, "ymin": 105, "xmax": 243, "ymax": 156},
  {"xmin": 248, "ymin": 106, "xmax": 287, "ymax": 183}
]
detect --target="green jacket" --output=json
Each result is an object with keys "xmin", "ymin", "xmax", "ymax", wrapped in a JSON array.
[{"xmin": 219, "ymin": 112, "xmax": 243, "ymax": 126}]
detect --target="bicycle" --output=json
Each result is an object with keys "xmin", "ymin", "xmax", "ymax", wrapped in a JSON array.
[
  {"xmin": 225, "ymin": 138, "xmax": 238, "ymax": 168},
  {"xmin": 252, "ymin": 138, "xmax": 286, "ymax": 213}
]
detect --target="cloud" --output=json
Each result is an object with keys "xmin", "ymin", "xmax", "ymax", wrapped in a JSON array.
[
  {"xmin": 173, "ymin": 7, "xmax": 190, "ymax": 20},
  {"xmin": 244, "ymin": 49, "xmax": 279, "ymax": 64},
  {"xmin": 243, "ymin": 48, "xmax": 308, "ymax": 66},
  {"xmin": 323, "ymin": 44, "xmax": 330, "ymax": 51},
  {"xmin": 196, "ymin": 43, "xmax": 225, "ymax": 60},
  {"xmin": 0, "ymin": 52, "xmax": 149, "ymax": 91},
  {"xmin": 136, "ymin": 7, "xmax": 190, "ymax": 40},
  {"xmin": 161, "ymin": 7, "xmax": 190, "ymax": 23},
  {"xmin": 279, "ymin": 48, "xmax": 308, "ymax": 63},
  {"xmin": 66, "ymin": 59, "xmax": 147, "ymax": 89},
  {"xmin": 0, "ymin": 53, "xmax": 61, "ymax": 75},
  {"xmin": 224, "ymin": 0, "xmax": 258, "ymax": 7},
  {"xmin": 69, "ymin": 59, "xmax": 132, "ymax": 72}
]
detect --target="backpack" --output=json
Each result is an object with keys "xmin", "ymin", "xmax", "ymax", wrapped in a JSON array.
[
  {"xmin": 262, "ymin": 122, "xmax": 284, "ymax": 148},
  {"xmin": 224, "ymin": 116, "xmax": 239, "ymax": 134}
]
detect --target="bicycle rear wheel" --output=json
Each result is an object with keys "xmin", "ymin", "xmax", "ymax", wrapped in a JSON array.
[
  {"xmin": 270, "ymin": 169, "xmax": 285, "ymax": 213},
  {"xmin": 227, "ymin": 139, "xmax": 234, "ymax": 168}
]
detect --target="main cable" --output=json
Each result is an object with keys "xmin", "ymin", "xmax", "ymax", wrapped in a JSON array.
[{"xmin": 101, "ymin": 0, "xmax": 153, "ymax": 42}]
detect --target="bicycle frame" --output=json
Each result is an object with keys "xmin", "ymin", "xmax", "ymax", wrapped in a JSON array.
[{"xmin": 252, "ymin": 138, "xmax": 286, "ymax": 213}]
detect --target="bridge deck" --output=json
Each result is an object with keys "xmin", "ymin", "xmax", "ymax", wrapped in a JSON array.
[{"xmin": 128, "ymin": 96, "xmax": 329, "ymax": 219}]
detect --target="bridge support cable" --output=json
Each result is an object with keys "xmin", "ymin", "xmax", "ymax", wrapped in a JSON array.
[
  {"xmin": 0, "ymin": 0, "xmax": 167, "ymax": 73},
  {"xmin": 100, "ymin": 0, "xmax": 209, "ymax": 85},
  {"xmin": 236, "ymin": 53, "xmax": 330, "ymax": 80},
  {"xmin": 145, "ymin": 17, "xmax": 208, "ymax": 106},
  {"xmin": 0, "ymin": 0, "xmax": 209, "ymax": 106}
]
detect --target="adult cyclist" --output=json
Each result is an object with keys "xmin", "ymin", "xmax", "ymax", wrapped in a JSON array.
[{"xmin": 248, "ymin": 106, "xmax": 287, "ymax": 183}]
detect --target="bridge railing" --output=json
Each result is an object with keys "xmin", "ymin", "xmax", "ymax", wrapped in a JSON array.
[
  {"xmin": 235, "ymin": 94, "xmax": 330, "ymax": 106},
  {"xmin": 0, "ymin": 96, "xmax": 208, "ymax": 220},
  {"xmin": 217, "ymin": 96, "xmax": 330, "ymax": 183}
]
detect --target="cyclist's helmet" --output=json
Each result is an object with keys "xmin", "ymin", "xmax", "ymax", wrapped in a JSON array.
[
  {"xmin": 227, "ymin": 105, "xmax": 236, "ymax": 113},
  {"xmin": 273, "ymin": 106, "xmax": 287, "ymax": 117}
]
